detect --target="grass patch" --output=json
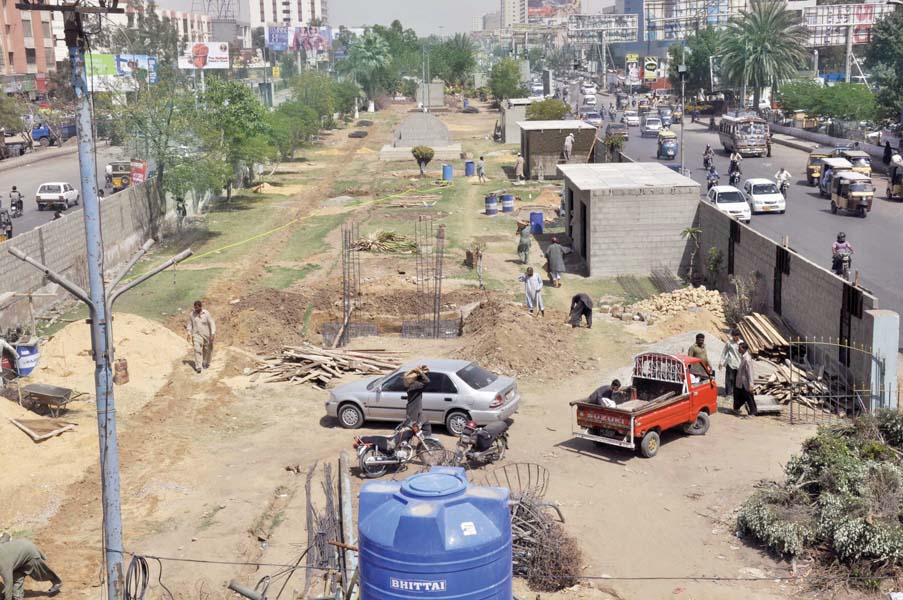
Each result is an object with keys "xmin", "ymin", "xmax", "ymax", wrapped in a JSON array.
[
  {"xmin": 279, "ymin": 214, "xmax": 347, "ymax": 261},
  {"xmin": 199, "ymin": 505, "xmax": 224, "ymax": 530},
  {"xmin": 258, "ymin": 264, "xmax": 321, "ymax": 290},
  {"xmin": 115, "ymin": 268, "xmax": 224, "ymax": 322}
]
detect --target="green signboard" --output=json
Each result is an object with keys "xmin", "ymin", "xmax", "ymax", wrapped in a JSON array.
[{"xmin": 85, "ymin": 53, "xmax": 117, "ymax": 77}]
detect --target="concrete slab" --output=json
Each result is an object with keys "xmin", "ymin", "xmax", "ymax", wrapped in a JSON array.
[{"xmin": 558, "ymin": 162, "xmax": 698, "ymax": 191}]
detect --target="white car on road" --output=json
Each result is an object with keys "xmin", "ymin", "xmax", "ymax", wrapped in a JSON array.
[
  {"xmin": 706, "ymin": 185, "xmax": 751, "ymax": 223},
  {"xmin": 36, "ymin": 182, "xmax": 80, "ymax": 211},
  {"xmin": 582, "ymin": 94, "xmax": 597, "ymax": 107},
  {"xmin": 581, "ymin": 84, "xmax": 597, "ymax": 96},
  {"xmin": 640, "ymin": 116, "xmax": 663, "ymax": 137},
  {"xmin": 743, "ymin": 178, "xmax": 786, "ymax": 214},
  {"xmin": 622, "ymin": 110, "xmax": 640, "ymax": 126}
]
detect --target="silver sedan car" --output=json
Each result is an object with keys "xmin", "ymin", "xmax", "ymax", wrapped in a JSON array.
[{"xmin": 325, "ymin": 359, "xmax": 520, "ymax": 435}]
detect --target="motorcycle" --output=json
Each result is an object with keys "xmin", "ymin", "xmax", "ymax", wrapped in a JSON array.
[
  {"xmin": 353, "ymin": 421, "xmax": 445, "ymax": 478},
  {"xmin": 448, "ymin": 421, "xmax": 509, "ymax": 467},
  {"xmin": 707, "ymin": 173, "xmax": 719, "ymax": 191},
  {"xmin": 703, "ymin": 154, "xmax": 713, "ymax": 170},
  {"xmin": 729, "ymin": 170, "xmax": 741, "ymax": 186},
  {"xmin": 608, "ymin": 110, "xmax": 616, "ymax": 121},
  {"xmin": 832, "ymin": 250, "xmax": 852, "ymax": 281},
  {"xmin": 779, "ymin": 180, "xmax": 789, "ymax": 197}
]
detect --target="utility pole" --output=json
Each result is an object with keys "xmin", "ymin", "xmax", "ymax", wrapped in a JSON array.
[
  {"xmin": 679, "ymin": 59, "xmax": 687, "ymax": 175},
  {"xmin": 11, "ymin": 3, "xmax": 191, "ymax": 600},
  {"xmin": 844, "ymin": 26, "xmax": 853, "ymax": 83}
]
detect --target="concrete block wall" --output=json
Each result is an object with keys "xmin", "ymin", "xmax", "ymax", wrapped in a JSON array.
[
  {"xmin": 0, "ymin": 182, "xmax": 166, "ymax": 328},
  {"xmin": 585, "ymin": 186, "xmax": 699, "ymax": 277},
  {"xmin": 502, "ymin": 105, "xmax": 528, "ymax": 145},
  {"xmin": 523, "ymin": 128, "xmax": 595, "ymax": 179}
]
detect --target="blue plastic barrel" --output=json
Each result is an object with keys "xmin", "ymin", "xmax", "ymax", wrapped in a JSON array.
[
  {"xmin": 463, "ymin": 99, "xmax": 470, "ymax": 108},
  {"xmin": 358, "ymin": 467, "xmax": 512, "ymax": 600},
  {"xmin": 442, "ymin": 164, "xmax": 453, "ymax": 181},
  {"xmin": 464, "ymin": 160, "xmax": 475, "ymax": 177},
  {"xmin": 485, "ymin": 195, "xmax": 499, "ymax": 215},
  {"xmin": 15, "ymin": 341, "xmax": 39, "ymax": 377},
  {"xmin": 530, "ymin": 211, "xmax": 544, "ymax": 234},
  {"xmin": 501, "ymin": 194, "xmax": 515, "ymax": 213}
]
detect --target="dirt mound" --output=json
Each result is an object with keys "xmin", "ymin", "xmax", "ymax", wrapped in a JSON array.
[
  {"xmin": 456, "ymin": 299, "xmax": 591, "ymax": 377},
  {"xmin": 218, "ymin": 288, "xmax": 311, "ymax": 354},
  {"xmin": 36, "ymin": 312, "xmax": 188, "ymax": 403}
]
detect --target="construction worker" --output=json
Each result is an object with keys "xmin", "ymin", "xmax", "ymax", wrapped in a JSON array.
[
  {"xmin": 186, "ymin": 300, "xmax": 215, "ymax": 373},
  {"xmin": 518, "ymin": 266, "xmax": 544, "ymax": 316},
  {"xmin": 516, "ymin": 221, "xmax": 532, "ymax": 264},
  {"xmin": 562, "ymin": 133, "xmax": 575, "ymax": 162},
  {"xmin": 0, "ymin": 537, "xmax": 62, "ymax": 600},
  {"xmin": 568, "ymin": 293, "xmax": 593, "ymax": 328},
  {"xmin": 545, "ymin": 236, "xmax": 570, "ymax": 288},
  {"xmin": 403, "ymin": 365, "xmax": 431, "ymax": 435},
  {"xmin": 687, "ymin": 333, "xmax": 712, "ymax": 381},
  {"xmin": 514, "ymin": 153, "xmax": 525, "ymax": 182}
]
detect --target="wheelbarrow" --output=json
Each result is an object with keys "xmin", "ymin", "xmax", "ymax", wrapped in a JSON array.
[{"xmin": 21, "ymin": 383, "xmax": 80, "ymax": 417}]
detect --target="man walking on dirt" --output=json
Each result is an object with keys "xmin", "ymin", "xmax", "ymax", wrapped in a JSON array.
[
  {"xmin": 403, "ymin": 365, "xmax": 431, "ymax": 435},
  {"xmin": 733, "ymin": 341, "xmax": 757, "ymax": 416},
  {"xmin": 567, "ymin": 293, "xmax": 593, "ymax": 328},
  {"xmin": 187, "ymin": 300, "xmax": 216, "ymax": 373},
  {"xmin": 518, "ymin": 266, "xmax": 544, "ymax": 316},
  {"xmin": 545, "ymin": 237, "xmax": 569, "ymax": 288},
  {"xmin": 514, "ymin": 153, "xmax": 525, "ymax": 182},
  {"xmin": 477, "ymin": 156, "xmax": 486, "ymax": 183},
  {"xmin": 516, "ymin": 221, "xmax": 532, "ymax": 264},
  {"xmin": 0, "ymin": 537, "xmax": 62, "ymax": 600}
]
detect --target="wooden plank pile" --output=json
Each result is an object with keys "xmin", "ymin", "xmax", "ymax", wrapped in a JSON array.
[
  {"xmin": 736, "ymin": 312, "xmax": 791, "ymax": 360},
  {"xmin": 252, "ymin": 344, "xmax": 404, "ymax": 387},
  {"xmin": 752, "ymin": 359, "xmax": 830, "ymax": 408}
]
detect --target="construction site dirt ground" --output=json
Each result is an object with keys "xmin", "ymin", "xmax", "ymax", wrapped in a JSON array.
[{"xmin": 1, "ymin": 102, "xmax": 848, "ymax": 600}]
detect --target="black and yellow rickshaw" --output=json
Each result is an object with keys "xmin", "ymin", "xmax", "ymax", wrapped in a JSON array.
[
  {"xmin": 107, "ymin": 161, "xmax": 132, "ymax": 192},
  {"xmin": 806, "ymin": 147, "xmax": 832, "ymax": 186},
  {"xmin": 656, "ymin": 130, "xmax": 678, "ymax": 160},
  {"xmin": 837, "ymin": 149, "xmax": 872, "ymax": 177},
  {"xmin": 829, "ymin": 171, "xmax": 874, "ymax": 218}
]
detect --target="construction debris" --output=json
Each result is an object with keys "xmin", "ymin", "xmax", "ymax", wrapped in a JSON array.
[
  {"xmin": 352, "ymin": 231, "xmax": 417, "ymax": 253},
  {"xmin": 8, "ymin": 417, "xmax": 77, "ymax": 442},
  {"xmin": 751, "ymin": 360, "xmax": 829, "ymax": 406},
  {"xmin": 623, "ymin": 286, "xmax": 725, "ymax": 323},
  {"xmin": 251, "ymin": 344, "xmax": 404, "ymax": 387}
]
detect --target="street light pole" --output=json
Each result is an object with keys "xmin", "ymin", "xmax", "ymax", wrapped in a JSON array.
[{"xmin": 679, "ymin": 61, "xmax": 687, "ymax": 175}]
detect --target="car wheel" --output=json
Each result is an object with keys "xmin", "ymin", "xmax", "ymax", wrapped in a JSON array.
[
  {"xmin": 64, "ymin": 199, "xmax": 70, "ymax": 210},
  {"xmin": 830, "ymin": 201, "xmax": 838, "ymax": 214},
  {"xmin": 75, "ymin": 194, "xmax": 80, "ymax": 206},
  {"xmin": 39, "ymin": 138, "xmax": 50, "ymax": 147},
  {"xmin": 683, "ymin": 411, "xmax": 710, "ymax": 435},
  {"xmin": 640, "ymin": 430, "xmax": 660, "ymax": 458},
  {"xmin": 37, "ymin": 204, "xmax": 44, "ymax": 212},
  {"xmin": 445, "ymin": 411, "xmax": 470, "ymax": 436},
  {"xmin": 337, "ymin": 402, "xmax": 364, "ymax": 429}
]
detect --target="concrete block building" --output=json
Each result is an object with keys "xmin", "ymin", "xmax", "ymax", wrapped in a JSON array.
[
  {"xmin": 557, "ymin": 163, "xmax": 699, "ymax": 277},
  {"xmin": 499, "ymin": 98, "xmax": 534, "ymax": 144},
  {"xmin": 518, "ymin": 120, "xmax": 596, "ymax": 179}
]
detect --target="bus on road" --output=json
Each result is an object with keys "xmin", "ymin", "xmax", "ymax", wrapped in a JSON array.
[{"xmin": 718, "ymin": 113, "xmax": 770, "ymax": 157}]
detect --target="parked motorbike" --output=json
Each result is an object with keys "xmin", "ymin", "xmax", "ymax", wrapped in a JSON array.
[
  {"xmin": 832, "ymin": 250, "xmax": 852, "ymax": 281},
  {"xmin": 449, "ymin": 421, "xmax": 509, "ymax": 467},
  {"xmin": 353, "ymin": 421, "xmax": 445, "ymax": 478}
]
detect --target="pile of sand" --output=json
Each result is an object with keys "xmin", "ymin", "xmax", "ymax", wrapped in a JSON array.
[
  {"xmin": 218, "ymin": 288, "xmax": 311, "ymax": 354},
  {"xmin": 36, "ymin": 313, "xmax": 189, "ymax": 408},
  {"xmin": 456, "ymin": 299, "xmax": 592, "ymax": 377},
  {"xmin": 254, "ymin": 182, "xmax": 306, "ymax": 196}
]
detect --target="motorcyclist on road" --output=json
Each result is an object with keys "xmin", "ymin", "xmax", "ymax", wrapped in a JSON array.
[
  {"xmin": 774, "ymin": 168, "xmax": 792, "ymax": 195},
  {"xmin": 9, "ymin": 186, "xmax": 23, "ymax": 216},
  {"xmin": 832, "ymin": 232, "xmax": 854, "ymax": 274},
  {"xmin": 703, "ymin": 145, "xmax": 714, "ymax": 169},
  {"xmin": 692, "ymin": 108, "xmax": 700, "ymax": 123},
  {"xmin": 707, "ymin": 165, "xmax": 720, "ymax": 190},
  {"xmin": 729, "ymin": 151, "xmax": 742, "ymax": 173}
]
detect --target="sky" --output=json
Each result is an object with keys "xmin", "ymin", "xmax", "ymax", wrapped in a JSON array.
[{"xmin": 327, "ymin": 0, "xmax": 490, "ymax": 34}]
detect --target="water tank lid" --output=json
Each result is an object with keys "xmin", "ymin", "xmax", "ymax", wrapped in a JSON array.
[{"xmin": 401, "ymin": 471, "xmax": 466, "ymax": 498}]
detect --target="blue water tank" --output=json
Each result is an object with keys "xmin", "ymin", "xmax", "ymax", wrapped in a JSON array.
[
  {"xmin": 358, "ymin": 467, "xmax": 512, "ymax": 599},
  {"xmin": 464, "ymin": 160, "xmax": 475, "ymax": 177},
  {"xmin": 442, "ymin": 164, "xmax": 453, "ymax": 181},
  {"xmin": 530, "ymin": 211, "xmax": 544, "ymax": 234}
]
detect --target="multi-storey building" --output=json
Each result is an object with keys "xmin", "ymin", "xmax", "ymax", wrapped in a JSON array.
[
  {"xmin": 483, "ymin": 11, "xmax": 502, "ymax": 31},
  {"xmin": 247, "ymin": 0, "xmax": 327, "ymax": 29},
  {"xmin": 500, "ymin": 0, "xmax": 527, "ymax": 29},
  {"xmin": 0, "ymin": 5, "xmax": 57, "ymax": 94}
]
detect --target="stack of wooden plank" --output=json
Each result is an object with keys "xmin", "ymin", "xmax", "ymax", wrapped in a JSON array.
[
  {"xmin": 252, "ymin": 344, "xmax": 404, "ymax": 388},
  {"xmin": 752, "ymin": 359, "xmax": 830, "ymax": 407},
  {"xmin": 736, "ymin": 313, "xmax": 791, "ymax": 360}
]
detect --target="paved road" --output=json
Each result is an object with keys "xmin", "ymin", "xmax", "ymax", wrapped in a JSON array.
[
  {"xmin": 607, "ymin": 111, "xmax": 903, "ymax": 346},
  {"xmin": 0, "ymin": 145, "xmax": 121, "ymax": 237}
]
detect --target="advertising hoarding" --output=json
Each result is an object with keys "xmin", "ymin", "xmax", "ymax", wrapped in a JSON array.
[
  {"xmin": 528, "ymin": 0, "xmax": 581, "ymax": 23},
  {"xmin": 643, "ymin": 57, "xmax": 658, "ymax": 82},
  {"xmin": 130, "ymin": 160, "xmax": 148, "ymax": 186},
  {"xmin": 86, "ymin": 53, "xmax": 158, "ymax": 92},
  {"xmin": 626, "ymin": 53, "xmax": 641, "ymax": 86},
  {"xmin": 232, "ymin": 48, "xmax": 268, "ymax": 69},
  {"xmin": 265, "ymin": 25, "xmax": 332, "ymax": 53},
  {"xmin": 178, "ymin": 42, "xmax": 230, "ymax": 70},
  {"xmin": 802, "ymin": 3, "xmax": 894, "ymax": 47},
  {"xmin": 567, "ymin": 14, "xmax": 639, "ymax": 43}
]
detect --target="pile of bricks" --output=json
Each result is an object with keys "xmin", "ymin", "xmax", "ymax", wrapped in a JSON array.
[{"xmin": 609, "ymin": 287, "xmax": 725, "ymax": 323}]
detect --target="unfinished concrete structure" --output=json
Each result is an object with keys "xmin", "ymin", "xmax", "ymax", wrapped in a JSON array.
[
  {"xmin": 379, "ymin": 112, "xmax": 462, "ymax": 162},
  {"xmin": 498, "ymin": 98, "xmax": 534, "ymax": 144},
  {"xmin": 416, "ymin": 80, "xmax": 445, "ymax": 110},
  {"xmin": 519, "ymin": 120, "xmax": 596, "ymax": 179},
  {"xmin": 557, "ymin": 163, "xmax": 699, "ymax": 277}
]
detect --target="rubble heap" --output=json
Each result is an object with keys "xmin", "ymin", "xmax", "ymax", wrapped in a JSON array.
[{"xmin": 615, "ymin": 287, "xmax": 725, "ymax": 323}]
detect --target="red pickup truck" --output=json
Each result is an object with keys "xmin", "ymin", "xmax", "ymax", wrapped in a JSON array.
[{"xmin": 570, "ymin": 352, "xmax": 717, "ymax": 458}]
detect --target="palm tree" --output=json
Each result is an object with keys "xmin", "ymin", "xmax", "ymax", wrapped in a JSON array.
[
  {"xmin": 439, "ymin": 34, "xmax": 477, "ymax": 87},
  {"xmin": 338, "ymin": 32, "xmax": 391, "ymax": 99},
  {"xmin": 720, "ymin": 0, "xmax": 808, "ymax": 110}
]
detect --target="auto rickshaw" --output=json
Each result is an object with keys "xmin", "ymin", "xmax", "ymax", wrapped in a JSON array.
[
  {"xmin": 887, "ymin": 163, "xmax": 903, "ymax": 201},
  {"xmin": 656, "ymin": 130, "xmax": 678, "ymax": 160},
  {"xmin": 829, "ymin": 171, "xmax": 874, "ymax": 218},
  {"xmin": 0, "ymin": 208, "xmax": 12, "ymax": 242},
  {"xmin": 818, "ymin": 157, "xmax": 854, "ymax": 197},
  {"xmin": 838, "ymin": 149, "xmax": 872, "ymax": 176},
  {"xmin": 806, "ymin": 147, "xmax": 832, "ymax": 186},
  {"xmin": 672, "ymin": 105, "xmax": 683, "ymax": 121},
  {"xmin": 638, "ymin": 97, "xmax": 651, "ymax": 115},
  {"xmin": 107, "ymin": 160, "xmax": 132, "ymax": 192}
]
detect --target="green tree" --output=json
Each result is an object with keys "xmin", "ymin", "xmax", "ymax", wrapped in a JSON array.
[
  {"xmin": 338, "ymin": 31, "xmax": 392, "ymax": 98},
  {"xmin": 667, "ymin": 27, "xmax": 721, "ymax": 96},
  {"xmin": 279, "ymin": 53, "xmax": 298, "ymax": 79},
  {"xmin": 526, "ymin": 47, "xmax": 544, "ymax": 71},
  {"xmin": 431, "ymin": 34, "xmax": 477, "ymax": 87},
  {"xmin": 720, "ymin": 0, "xmax": 809, "ymax": 110},
  {"xmin": 776, "ymin": 80, "xmax": 822, "ymax": 113},
  {"xmin": 815, "ymin": 84, "xmax": 877, "ymax": 122},
  {"xmin": 865, "ymin": 9, "xmax": 903, "ymax": 119},
  {"xmin": 488, "ymin": 58, "xmax": 527, "ymax": 101},
  {"xmin": 526, "ymin": 98, "xmax": 569, "ymax": 120},
  {"xmin": 266, "ymin": 100, "xmax": 319, "ymax": 160},
  {"xmin": 333, "ymin": 80, "xmax": 362, "ymax": 116},
  {"xmin": 0, "ymin": 95, "xmax": 27, "ymax": 136},
  {"xmin": 290, "ymin": 70, "xmax": 335, "ymax": 119}
]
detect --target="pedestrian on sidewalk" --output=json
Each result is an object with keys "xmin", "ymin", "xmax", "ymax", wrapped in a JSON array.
[
  {"xmin": 477, "ymin": 156, "xmax": 486, "ymax": 183},
  {"xmin": 0, "ymin": 537, "xmax": 62, "ymax": 600},
  {"xmin": 719, "ymin": 329, "xmax": 742, "ymax": 397},
  {"xmin": 733, "ymin": 341, "xmax": 758, "ymax": 416},
  {"xmin": 567, "ymin": 293, "xmax": 593, "ymax": 328},
  {"xmin": 884, "ymin": 141, "xmax": 893, "ymax": 166},
  {"xmin": 187, "ymin": 300, "xmax": 216, "ymax": 373},
  {"xmin": 514, "ymin": 153, "xmax": 525, "ymax": 182},
  {"xmin": 518, "ymin": 266, "xmax": 544, "ymax": 316},
  {"xmin": 545, "ymin": 236, "xmax": 569, "ymax": 288},
  {"xmin": 516, "ymin": 221, "xmax": 532, "ymax": 264}
]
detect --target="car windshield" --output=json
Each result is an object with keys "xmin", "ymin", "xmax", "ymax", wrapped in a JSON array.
[
  {"xmin": 850, "ymin": 182, "xmax": 873, "ymax": 193},
  {"xmin": 585, "ymin": 112, "xmax": 601, "ymax": 119},
  {"xmin": 624, "ymin": 111, "xmax": 637, "ymax": 117},
  {"xmin": 738, "ymin": 123, "xmax": 766, "ymax": 135},
  {"xmin": 366, "ymin": 376, "xmax": 385, "ymax": 391},
  {"xmin": 753, "ymin": 183, "xmax": 778, "ymax": 194},
  {"xmin": 716, "ymin": 191, "xmax": 744, "ymax": 204},
  {"xmin": 851, "ymin": 158, "xmax": 870, "ymax": 167},
  {"xmin": 660, "ymin": 108, "xmax": 672, "ymax": 115},
  {"xmin": 40, "ymin": 185, "xmax": 61, "ymax": 193},
  {"xmin": 646, "ymin": 119, "xmax": 661, "ymax": 126},
  {"xmin": 456, "ymin": 363, "xmax": 498, "ymax": 389}
]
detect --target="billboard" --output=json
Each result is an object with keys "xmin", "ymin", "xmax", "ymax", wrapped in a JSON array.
[
  {"xmin": 266, "ymin": 25, "xmax": 291, "ymax": 51},
  {"xmin": 85, "ymin": 53, "xmax": 158, "ymax": 92},
  {"xmin": 265, "ymin": 25, "xmax": 332, "ymax": 53},
  {"xmin": 178, "ymin": 42, "xmax": 230, "ymax": 70},
  {"xmin": 802, "ymin": 3, "xmax": 894, "ymax": 47},
  {"xmin": 130, "ymin": 160, "xmax": 148, "ymax": 186},
  {"xmin": 643, "ymin": 57, "xmax": 658, "ymax": 82},
  {"xmin": 528, "ymin": 0, "xmax": 581, "ymax": 23},
  {"xmin": 567, "ymin": 14, "xmax": 639, "ymax": 43},
  {"xmin": 232, "ymin": 48, "xmax": 268, "ymax": 69},
  {"xmin": 626, "ymin": 53, "xmax": 640, "ymax": 86},
  {"xmin": 645, "ymin": 0, "xmax": 745, "ymax": 41}
]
